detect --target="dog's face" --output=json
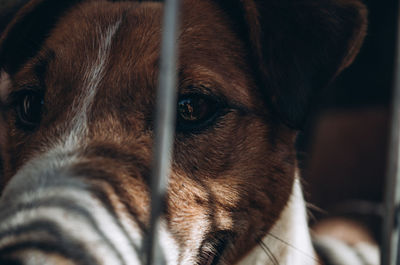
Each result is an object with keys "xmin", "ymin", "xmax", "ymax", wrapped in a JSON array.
[{"xmin": 0, "ymin": 0, "xmax": 366, "ymax": 264}]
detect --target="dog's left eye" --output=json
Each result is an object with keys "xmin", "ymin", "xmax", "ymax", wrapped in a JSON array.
[
  {"xmin": 176, "ymin": 94, "xmax": 220, "ymax": 132},
  {"xmin": 15, "ymin": 90, "xmax": 44, "ymax": 130}
]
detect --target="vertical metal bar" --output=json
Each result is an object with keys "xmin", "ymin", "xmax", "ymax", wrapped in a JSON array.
[
  {"xmin": 145, "ymin": 0, "xmax": 180, "ymax": 265},
  {"xmin": 382, "ymin": 1, "xmax": 400, "ymax": 264}
]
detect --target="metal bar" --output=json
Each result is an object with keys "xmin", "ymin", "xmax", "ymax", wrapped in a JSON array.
[
  {"xmin": 382, "ymin": 1, "xmax": 400, "ymax": 264},
  {"xmin": 145, "ymin": 0, "xmax": 180, "ymax": 265}
]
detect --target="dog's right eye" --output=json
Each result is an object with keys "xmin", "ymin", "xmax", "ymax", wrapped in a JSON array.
[
  {"xmin": 15, "ymin": 90, "xmax": 44, "ymax": 130},
  {"xmin": 176, "ymin": 94, "xmax": 223, "ymax": 132}
]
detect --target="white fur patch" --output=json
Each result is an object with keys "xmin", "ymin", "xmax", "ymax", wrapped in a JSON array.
[
  {"xmin": 158, "ymin": 221, "xmax": 180, "ymax": 265},
  {"xmin": 239, "ymin": 177, "xmax": 318, "ymax": 265}
]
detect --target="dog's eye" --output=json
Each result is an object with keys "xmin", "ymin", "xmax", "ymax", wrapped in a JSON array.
[
  {"xmin": 15, "ymin": 91, "xmax": 44, "ymax": 130},
  {"xmin": 176, "ymin": 94, "xmax": 220, "ymax": 131}
]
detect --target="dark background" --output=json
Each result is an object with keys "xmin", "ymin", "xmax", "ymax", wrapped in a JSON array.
[{"xmin": 300, "ymin": 0, "xmax": 397, "ymax": 243}]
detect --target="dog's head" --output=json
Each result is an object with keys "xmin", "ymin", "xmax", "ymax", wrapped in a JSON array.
[{"xmin": 0, "ymin": 0, "xmax": 366, "ymax": 264}]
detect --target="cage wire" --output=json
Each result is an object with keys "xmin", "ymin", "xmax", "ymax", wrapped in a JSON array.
[
  {"xmin": 382, "ymin": 1, "xmax": 400, "ymax": 264},
  {"xmin": 144, "ymin": 0, "xmax": 181, "ymax": 265}
]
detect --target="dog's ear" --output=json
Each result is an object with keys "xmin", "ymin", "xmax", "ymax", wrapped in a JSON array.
[
  {"xmin": 0, "ymin": 0, "xmax": 83, "ymax": 75},
  {"xmin": 218, "ymin": 0, "xmax": 367, "ymax": 128}
]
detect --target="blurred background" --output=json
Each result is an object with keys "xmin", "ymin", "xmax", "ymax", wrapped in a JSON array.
[{"xmin": 299, "ymin": 0, "xmax": 397, "ymax": 245}]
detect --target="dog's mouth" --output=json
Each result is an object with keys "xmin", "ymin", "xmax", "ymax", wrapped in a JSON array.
[{"xmin": 198, "ymin": 231, "xmax": 233, "ymax": 265}]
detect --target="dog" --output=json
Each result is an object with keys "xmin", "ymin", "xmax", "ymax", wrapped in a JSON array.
[{"xmin": 0, "ymin": 0, "xmax": 370, "ymax": 264}]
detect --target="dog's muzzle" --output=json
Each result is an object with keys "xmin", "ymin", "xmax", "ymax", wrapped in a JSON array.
[{"xmin": 0, "ymin": 149, "xmax": 155, "ymax": 265}]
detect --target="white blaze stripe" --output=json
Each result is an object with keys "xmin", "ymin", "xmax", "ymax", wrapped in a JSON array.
[{"xmin": 66, "ymin": 20, "xmax": 122, "ymax": 148}]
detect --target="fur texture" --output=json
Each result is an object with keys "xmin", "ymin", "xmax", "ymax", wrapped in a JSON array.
[{"xmin": 0, "ymin": 0, "xmax": 367, "ymax": 264}]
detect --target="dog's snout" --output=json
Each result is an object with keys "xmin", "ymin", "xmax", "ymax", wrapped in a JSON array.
[
  {"xmin": 0, "ymin": 143, "xmax": 187, "ymax": 265},
  {"xmin": 0, "ymin": 152, "xmax": 147, "ymax": 265}
]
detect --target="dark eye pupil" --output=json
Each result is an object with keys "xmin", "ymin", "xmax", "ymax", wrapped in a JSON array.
[
  {"xmin": 16, "ymin": 92, "xmax": 43, "ymax": 129},
  {"xmin": 176, "ymin": 94, "xmax": 220, "ymax": 132},
  {"xmin": 178, "ymin": 98, "xmax": 207, "ymax": 121}
]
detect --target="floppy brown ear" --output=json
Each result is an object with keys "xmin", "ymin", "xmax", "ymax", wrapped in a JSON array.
[
  {"xmin": 0, "ymin": 0, "xmax": 83, "ymax": 75},
  {"xmin": 218, "ymin": 0, "xmax": 367, "ymax": 128}
]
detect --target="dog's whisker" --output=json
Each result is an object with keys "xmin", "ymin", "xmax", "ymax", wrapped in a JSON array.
[
  {"xmin": 256, "ymin": 239, "xmax": 279, "ymax": 265},
  {"xmin": 264, "ymin": 232, "xmax": 322, "ymax": 264},
  {"xmin": 306, "ymin": 202, "xmax": 327, "ymax": 215},
  {"xmin": 305, "ymin": 202, "xmax": 326, "ymax": 223}
]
